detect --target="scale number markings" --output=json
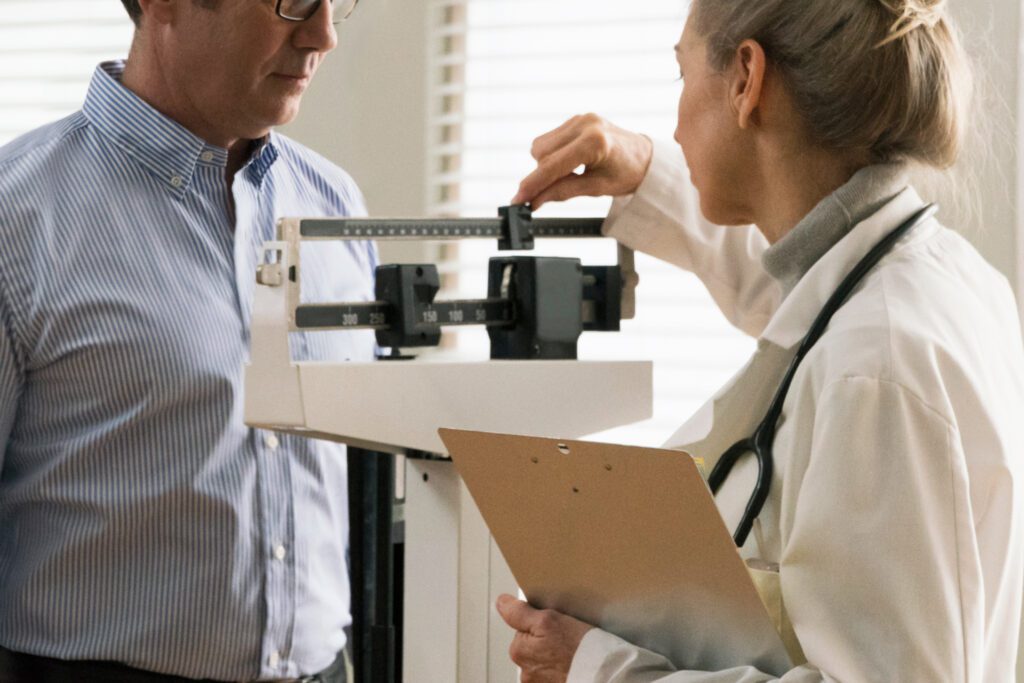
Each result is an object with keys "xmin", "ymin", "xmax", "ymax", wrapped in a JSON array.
[{"xmin": 422, "ymin": 309, "xmax": 439, "ymax": 324}]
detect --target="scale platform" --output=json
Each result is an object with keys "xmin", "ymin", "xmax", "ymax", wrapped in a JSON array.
[{"xmin": 246, "ymin": 358, "xmax": 651, "ymax": 455}]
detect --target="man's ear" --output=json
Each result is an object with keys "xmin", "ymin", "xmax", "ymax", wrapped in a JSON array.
[
  {"xmin": 136, "ymin": 0, "xmax": 176, "ymax": 25},
  {"xmin": 730, "ymin": 39, "xmax": 768, "ymax": 130}
]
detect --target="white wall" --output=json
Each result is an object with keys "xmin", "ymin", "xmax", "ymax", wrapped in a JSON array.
[
  {"xmin": 281, "ymin": 0, "xmax": 431, "ymax": 265},
  {"xmin": 950, "ymin": 2, "xmax": 1024, "ymax": 680},
  {"xmin": 282, "ymin": 0, "xmax": 429, "ymax": 216},
  {"xmin": 945, "ymin": 0, "xmax": 1022, "ymax": 303}
]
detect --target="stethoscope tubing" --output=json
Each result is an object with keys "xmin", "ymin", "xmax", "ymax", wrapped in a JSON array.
[{"xmin": 708, "ymin": 203, "xmax": 939, "ymax": 548}]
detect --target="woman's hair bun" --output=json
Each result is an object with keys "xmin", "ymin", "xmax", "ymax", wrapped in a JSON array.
[{"xmin": 876, "ymin": 0, "xmax": 948, "ymax": 47}]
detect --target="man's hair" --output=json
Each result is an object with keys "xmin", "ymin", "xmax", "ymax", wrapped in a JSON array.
[
  {"xmin": 120, "ymin": 0, "xmax": 142, "ymax": 26},
  {"xmin": 120, "ymin": 0, "xmax": 219, "ymax": 27}
]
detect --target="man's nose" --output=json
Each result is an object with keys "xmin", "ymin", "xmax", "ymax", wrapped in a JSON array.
[{"xmin": 293, "ymin": 0, "xmax": 338, "ymax": 53}]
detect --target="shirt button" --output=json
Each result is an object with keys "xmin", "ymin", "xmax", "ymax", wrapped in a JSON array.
[
  {"xmin": 200, "ymin": 151, "xmax": 214, "ymax": 162},
  {"xmin": 268, "ymin": 651, "xmax": 280, "ymax": 668},
  {"xmin": 273, "ymin": 544, "xmax": 287, "ymax": 561},
  {"xmin": 265, "ymin": 433, "xmax": 280, "ymax": 450},
  {"xmin": 169, "ymin": 175, "xmax": 183, "ymax": 188}
]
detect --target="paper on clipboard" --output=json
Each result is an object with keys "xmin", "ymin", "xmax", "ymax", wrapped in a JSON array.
[{"xmin": 438, "ymin": 428, "xmax": 792, "ymax": 677}]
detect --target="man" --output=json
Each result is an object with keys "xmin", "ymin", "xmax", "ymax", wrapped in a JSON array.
[{"xmin": 0, "ymin": 0, "xmax": 376, "ymax": 680}]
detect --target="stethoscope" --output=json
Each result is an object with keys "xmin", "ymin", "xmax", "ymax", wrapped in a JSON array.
[{"xmin": 708, "ymin": 203, "xmax": 939, "ymax": 548}]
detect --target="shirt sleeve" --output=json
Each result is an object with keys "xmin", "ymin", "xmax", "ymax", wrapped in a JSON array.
[
  {"xmin": 568, "ymin": 376, "xmax": 976, "ymax": 682},
  {"xmin": 602, "ymin": 140, "xmax": 781, "ymax": 339},
  {"xmin": 0, "ymin": 286, "xmax": 23, "ymax": 469}
]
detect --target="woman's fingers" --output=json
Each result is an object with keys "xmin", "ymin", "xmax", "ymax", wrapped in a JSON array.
[
  {"xmin": 513, "ymin": 114, "xmax": 654, "ymax": 208},
  {"xmin": 529, "ymin": 115, "xmax": 589, "ymax": 161},
  {"xmin": 496, "ymin": 595, "xmax": 595, "ymax": 681},
  {"xmin": 531, "ymin": 174, "xmax": 608, "ymax": 210},
  {"xmin": 513, "ymin": 136, "xmax": 601, "ymax": 206}
]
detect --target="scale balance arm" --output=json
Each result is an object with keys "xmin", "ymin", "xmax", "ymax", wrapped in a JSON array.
[{"xmin": 245, "ymin": 205, "xmax": 651, "ymax": 455}]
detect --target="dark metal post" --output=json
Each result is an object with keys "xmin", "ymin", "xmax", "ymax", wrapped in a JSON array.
[{"xmin": 348, "ymin": 449, "xmax": 403, "ymax": 683}]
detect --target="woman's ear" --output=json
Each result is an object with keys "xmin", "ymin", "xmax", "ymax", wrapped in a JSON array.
[{"xmin": 730, "ymin": 39, "xmax": 768, "ymax": 130}]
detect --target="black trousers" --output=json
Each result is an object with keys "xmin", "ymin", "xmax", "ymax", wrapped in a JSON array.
[{"xmin": 0, "ymin": 647, "xmax": 348, "ymax": 683}]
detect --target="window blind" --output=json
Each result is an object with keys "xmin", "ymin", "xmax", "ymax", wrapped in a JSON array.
[
  {"xmin": 427, "ymin": 0, "xmax": 756, "ymax": 447},
  {"xmin": 0, "ymin": 1, "xmax": 133, "ymax": 146}
]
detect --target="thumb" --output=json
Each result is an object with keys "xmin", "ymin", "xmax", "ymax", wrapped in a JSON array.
[
  {"xmin": 496, "ymin": 594, "xmax": 538, "ymax": 632},
  {"xmin": 531, "ymin": 173, "xmax": 608, "ymax": 211}
]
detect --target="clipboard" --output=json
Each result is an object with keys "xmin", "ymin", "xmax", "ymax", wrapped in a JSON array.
[{"xmin": 438, "ymin": 428, "xmax": 792, "ymax": 676}]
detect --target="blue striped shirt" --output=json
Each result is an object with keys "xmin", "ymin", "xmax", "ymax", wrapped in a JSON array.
[{"xmin": 0, "ymin": 61, "xmax": 378, "ymax": 680}]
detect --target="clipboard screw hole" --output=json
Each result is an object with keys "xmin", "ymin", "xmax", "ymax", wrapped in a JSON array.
[
  {"xmin": 422, "ymin": 473, "xmax": 429, "ymax": 482},
  {"xmin": 572, "ymin": 486, "xmax": 580, "ymax": 494},
  {"xmin": 531, "ymin": 457, "xmax": 539, "ymax": 464},
  {"xmin": 557, "ymin": 444, "xmax": 570, "ymax": 455},
  {"xmin": 604, "ymin": 464, "xmax": 613, "ymax": 471}
]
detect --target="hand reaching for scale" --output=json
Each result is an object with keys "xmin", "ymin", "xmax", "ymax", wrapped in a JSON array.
[{"xmin": 512, "ymin": 114, "xmax": 654, "ymax": 210}]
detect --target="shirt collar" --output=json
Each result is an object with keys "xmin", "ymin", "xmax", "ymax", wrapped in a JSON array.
[
  {"xmin": 760, "ymin": 187, "xmax": 938, "ymax": 349},
  {"xmin": 82, "ymin": 61, "xmax": 279, "ymax": 195},
  {"xmin": 762, "ymin": 164, "xmax": 909, "ymax": 296},
  {"xmin": 246, "ymin": 134, "xmax": 280, "ymax": 186}
]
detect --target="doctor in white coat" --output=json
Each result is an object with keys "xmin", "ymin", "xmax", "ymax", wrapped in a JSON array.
[{"xmin": 494, "ymin": 0, "xmax": 1024, "ymax": 681}]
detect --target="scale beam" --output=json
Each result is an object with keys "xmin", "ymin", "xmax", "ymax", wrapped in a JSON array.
[
  {"xmin": 299, "ymin": 217, "xmax": 605, "ymax": 240},
  {"xmin": 295, "ymin": 299, "xmax": 514, "ymax": 332},
  {"xmin": 294, "ymin": 205, "xmax": 605, "ymax": 252}
]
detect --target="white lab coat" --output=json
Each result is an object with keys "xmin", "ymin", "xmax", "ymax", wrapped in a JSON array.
[{"xmin": 567, "ymin": 141, "xmax": 1024, "ymax": 682}]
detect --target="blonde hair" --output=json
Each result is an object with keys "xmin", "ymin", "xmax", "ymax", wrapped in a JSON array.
[{"xmin": 691, "ymin": 0, "xmax": 973, "ymax": 169}]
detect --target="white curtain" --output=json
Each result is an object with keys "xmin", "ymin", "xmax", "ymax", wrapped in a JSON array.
[{"xmin": 0, "ymin": 1, "xmax": 133, "ymax": 146}]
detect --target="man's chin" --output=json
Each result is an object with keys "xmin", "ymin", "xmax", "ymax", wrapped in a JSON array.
[{"xmin": 253, "ymin": 100, "xmax": 303, "ymax": 133}]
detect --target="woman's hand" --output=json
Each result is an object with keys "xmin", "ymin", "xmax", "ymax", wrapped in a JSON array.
[
  {"xmin": 496, "ymin": 594, "xmax": 595, "ymax": 683},
  {"xmin": 512, "ymin": 114, "xmax": 654, "ymax": 210}
]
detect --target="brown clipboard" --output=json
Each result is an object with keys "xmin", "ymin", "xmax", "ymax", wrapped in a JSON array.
[{"xmin": 438, "ymin": 428, "xmax": 792, "ymax": 676}]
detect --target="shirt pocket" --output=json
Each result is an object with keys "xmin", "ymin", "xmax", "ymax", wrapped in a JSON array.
[{"xmin": 746, "ymin": 559, "xmax": 807, "ymax": 667}]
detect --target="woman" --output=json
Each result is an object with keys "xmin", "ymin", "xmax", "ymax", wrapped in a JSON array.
[{"xmin": 495, "ymin": 1, "xmax": 1024, "ymax": 681}]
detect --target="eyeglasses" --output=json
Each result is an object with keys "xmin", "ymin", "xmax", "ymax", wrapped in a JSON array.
[{"xmin": 275, "ymin": 0, "xmax": 358, "ymax": 23}]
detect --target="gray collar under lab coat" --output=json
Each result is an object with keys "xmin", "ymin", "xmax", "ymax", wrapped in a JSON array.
[{"xmin": 762, "ymin": 164, "xmax": 909, "ymax": 296}]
